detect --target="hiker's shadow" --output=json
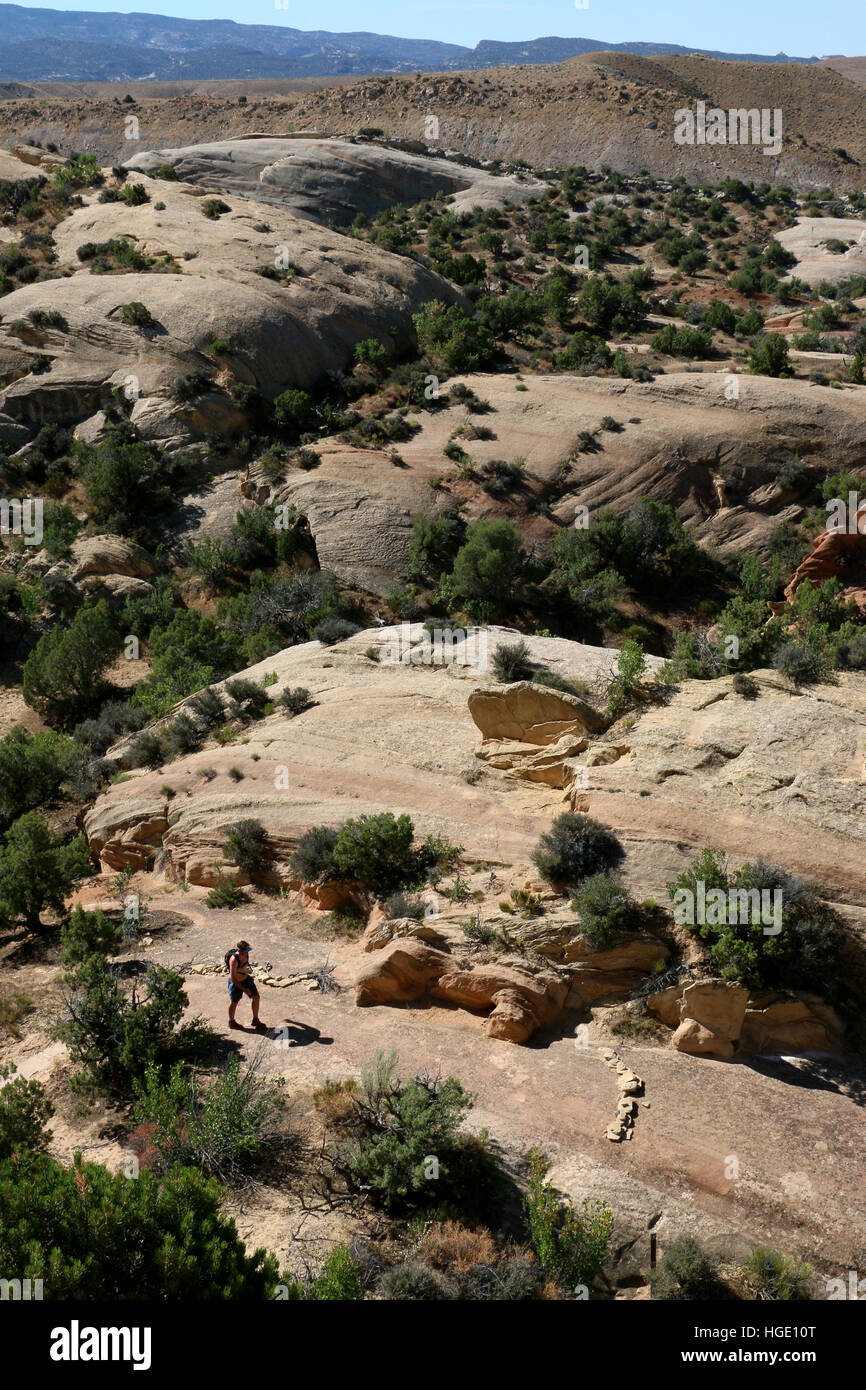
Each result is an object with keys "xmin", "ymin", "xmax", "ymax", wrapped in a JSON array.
[{"xmin": 276, "ymin": 1020, "xmax": 334, "ymax": 1047}]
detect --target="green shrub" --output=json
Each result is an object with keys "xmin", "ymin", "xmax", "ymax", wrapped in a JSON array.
[
  {"xmin": 22, "ymin": 602, "xmax": 121, "ymax": 726},
  {"xmin": 133, "ymin": 1054, "xmax": 285, "ymax": 1179},
  {"xmin": 291, "ymin": 826, "xmax": 340, "ymax": 882},
  {"xmin": 0, "ymin": 1064, "xmax": 53, "ymax": 1160},
  {"xmin": 533, "ymin": 813, "xmax": 624, "ymax": 888},
  {"xmin": 59, "ymin": 904, "xmax": 122, "ymax": 966},
  {"xmin": 187, "ymin": 537, "xmax": 237, "ymax": 592},
  {"xmin": 773, "ymin": 641, "xmax": 824, "ymax": 684},
  {"xmin": 377, "ymin": 1261, "xmax": 453, "ymax": 1300},
  {"xmin": 27, "ymin": 307, "xmax": 68, "ymax": 330},
  {"xmin": 338, "ymin": 1051, "xmax": 500, "ymax": 1218},
  {"xmin": 283, "ymin": 1246, "xmax": 365, "ymax": 1300},
  {"xmin": 201, "ymin": 197, "xmax": 230, "ymax": 219},
  {"xmin": 0, "ymin": 813, "xmax": 91, "ymax": 933},
  {"xmin": 204, "ymin": 873, "xmax": 246, "ymax": 909},
  {"xmin": 173, "ymin": 371, "xmax": 213, "ymax": 402},
  {"xmin": 80, "ymin": 431, "xmax": 178, "ymax": 534},
  {"xmin": 744, "ymin": 1247, "xmax": 813, "ymax": 1301},
  {"xmin": 577, "ymin": 275, "xmax": 647, "ymax": 334},
  {"xmin": 408, "ymin": 508, "xmax": 467, "ymax": 585},
  {"xmin": 314, "ymin": 618, "xmax": 361, "ymax": 645},
  {"xmin": 128, "ymin": 730, "xmax": 165, "ymax": 769},
  {"xmin": 749, "ymin": 333, "xmax": 791, "ymax": 378},
  {"xmin": 552, "ymin": 330, "xmax": 612, "ymax": 373},
  {"xmin": 273, "ymin": 387, "xmax": 313, "ymax": 433},
  {"xmin": 0, "ymin": 1150, "xmax": 278, "ymax": 1298},
  {"xmin": 41, "ymin": 500, "xmax": 80, "ymax": 556},
  {"xmin": 572, "ymin": 872, "xmax": 638, "ymax": 946},
  {"xmin": 120, "ymin": 300, "xmax": 154, "ymax": 327},
  {"xmin": 650, "ymin": 1237, "xmax": 724, "ymax": 1300},
  {"xmin": 606, "ymin": 639, "xmax": 646, "ymax": 717},
  {"xmin": 56, "ymin": 944, "xmax": 213, "ymax": 1101},
  {"xmin": 450, "ymin": 517, "xmax": 524, "ymax": 621},
  {"xmin": 492, "ymin": 638, "xmax": 533, "ymax": 683},
  {"xmin": 333, "ymin": 812, "xmax": 415, "ymax": 894},
  {"xmin": 187, "ymin": 686, "xmax": 226, "ymax": 728},
  {"xmin": 279, "ymin": 686, "xmax": 314, "ymax": 716},
  {"xmin": 383, "ymin": 890, "xmax": 426, "ymax": 921},
  {"xmin": 354, "ymin": 338, "xmax": 388, "ymax": 369},
  {"xmin": 524, "ymin": 1149, "xmax": 613, "ymax": 1290},
  {"xmin": 136, "ymin": 611, "xmax": 242, "ymax": 717},
  {"xmin": 164, "ymin": 713, "xmax": 205, "ymax": 758},
  {"xmin": 667, "ymin": 851, "xmax": 844, "ymax": 994},
  {"xmin": 651, "ymin": 324, "xmax": 713, "ymax": 358},
  {"xmin": 224, "ymin": 677, "xmax": 269, "ymax": 720},
  {"xmin": 223, "ymin": 820, "xmax": 270, "ymax": 876},
  {"xmin": 0, "ymin": 726, "xmax": 75, "ymax": 829},
  {"xmin": 413, "ymin": 300, "xmax": 498, "ymax": 375}
]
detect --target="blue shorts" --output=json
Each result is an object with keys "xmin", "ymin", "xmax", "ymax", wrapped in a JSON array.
[{"xmin": 228, "ymin": 977, "xmax": 259, "ymax": 1004}]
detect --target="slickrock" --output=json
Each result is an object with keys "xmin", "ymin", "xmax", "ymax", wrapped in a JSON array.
[
  {"xmin": 0, "ymin": 168, "xmax": 463, "ymax": 432},
  {"xmin": 125, "ymin": 137, "xmax": 544, "ymax": 227}
]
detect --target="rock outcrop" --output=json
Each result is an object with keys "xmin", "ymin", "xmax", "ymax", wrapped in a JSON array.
[
  {"xmin": 84, "ymin": 630, "xmax": 866, "ymax": 919},
  {"xmin": 354, "ymin": 939, "xmax": 450, "ymax": 1007},
  {"xmin": 431, "ymin": 962, "xmax": 569, "ymax": 1043},
  {"xmin": 252, "ymin": 369, "xmax": 866, "ymax": 596},
  {"xmin": 783, "ymin": 503, "xmax": 866, "ymax": 610},
  {"xmin": 0, "ymin": 166, "xmax": 464, "ymax": 436},
  {"xmin": 777, "ymin": 216, "xmax": 866, "ymax": 287},
  {"xmin": 125, "ymin": 138, "xmax": 544, "ymax": 227},
  {"xmin": 647, "ymin": 977, "xmax": 842, "ymax": 1057},
  {"xmin": 670, "ymin": 980, "xmax": 750, "ymax": 1060}
]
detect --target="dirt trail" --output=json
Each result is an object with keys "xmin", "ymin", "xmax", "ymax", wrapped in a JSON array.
[
  {"xmin": 7, "ymin": 886, "xmax": 864, "ymax": 1277},
  {"xmin": 143, "ymin": 894, "xmax": 866, "ymax": 1272}
]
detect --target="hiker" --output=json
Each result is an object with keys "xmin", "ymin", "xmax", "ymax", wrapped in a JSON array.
[{"xmin": 227, "ymin": 940, "xmax": 267, "ymax": 1030}]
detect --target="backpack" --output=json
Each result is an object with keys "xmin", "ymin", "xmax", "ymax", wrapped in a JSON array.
[{"xmin": 224, "ymin": 948, "xmax": 238, "ymax": 972}]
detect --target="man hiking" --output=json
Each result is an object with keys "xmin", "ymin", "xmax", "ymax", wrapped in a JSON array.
[{"xmin": 227, "ymin": 940, "xmax": 267, "ymax": 1030}]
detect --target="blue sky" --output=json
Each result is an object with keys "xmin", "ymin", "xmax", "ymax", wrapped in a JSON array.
[{"xmin": 8, "ymin": 0, "xmax": 863, "ymax": 57}]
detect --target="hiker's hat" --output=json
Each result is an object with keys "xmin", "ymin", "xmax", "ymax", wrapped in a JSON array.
[{"xmin": 236, "ymin": 939, "xmax": 251, "ymax": 950}]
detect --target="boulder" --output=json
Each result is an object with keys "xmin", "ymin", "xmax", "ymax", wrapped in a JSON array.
[
  {"xmin": 354, "ymin": 940, "xmax": 449, "ymax": 1006},
  {"xmin": 647, "ymin": 983, "xmax": 687, "ymax": 1028},
  {"xmin": 484, "ymin": 989, "xmax": 539, "ymax": 1044},
  {"xmin": 671, "ymin": 1019, "xmax": 735, "ymax": 1060},
  {"xmin": 431, "ymin": 962, "xmax": 568, "ymax": 1043},
  {"xmin": 475, "ymin": 732, "xmax": 590, "ymax": 786},
  {"xmin": 73, "ymin": 410, "xmax": 108, "ymax": 446},
  {"xmin": 740, "ymin": 996, "xmax": 843, "ymax": 1054},
  {"xmin": 0, "ymin": 412, "xmax": 31, "ymax": 449},
  {"xmin": 82, "ymin": 575, "xmax": 153, "ymax": 607},
  {"xmin": 680, "ymin": 979, "xmax": 749, "ymax": 1040},
  {"xmin": 85, "ymin": 794, "xmax": 170, "ymax": 872},
  {"xmin": 564, "ymin": 934, "xmax": 668, "ymax": 1006},
  {"xmin": 669, "ymin": 979, "xmax": 749, "ymax": 1059},
  {"xmin": 361, "ymin": 917, "xmax": 448, "ymax": 952},
  {"xmin": 68, "ymin": 535, "xmax": 156, "ymax": 582},
  {"xmin": 469, "ymin": 682, "xmax": 604, "ymax": 745}
]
